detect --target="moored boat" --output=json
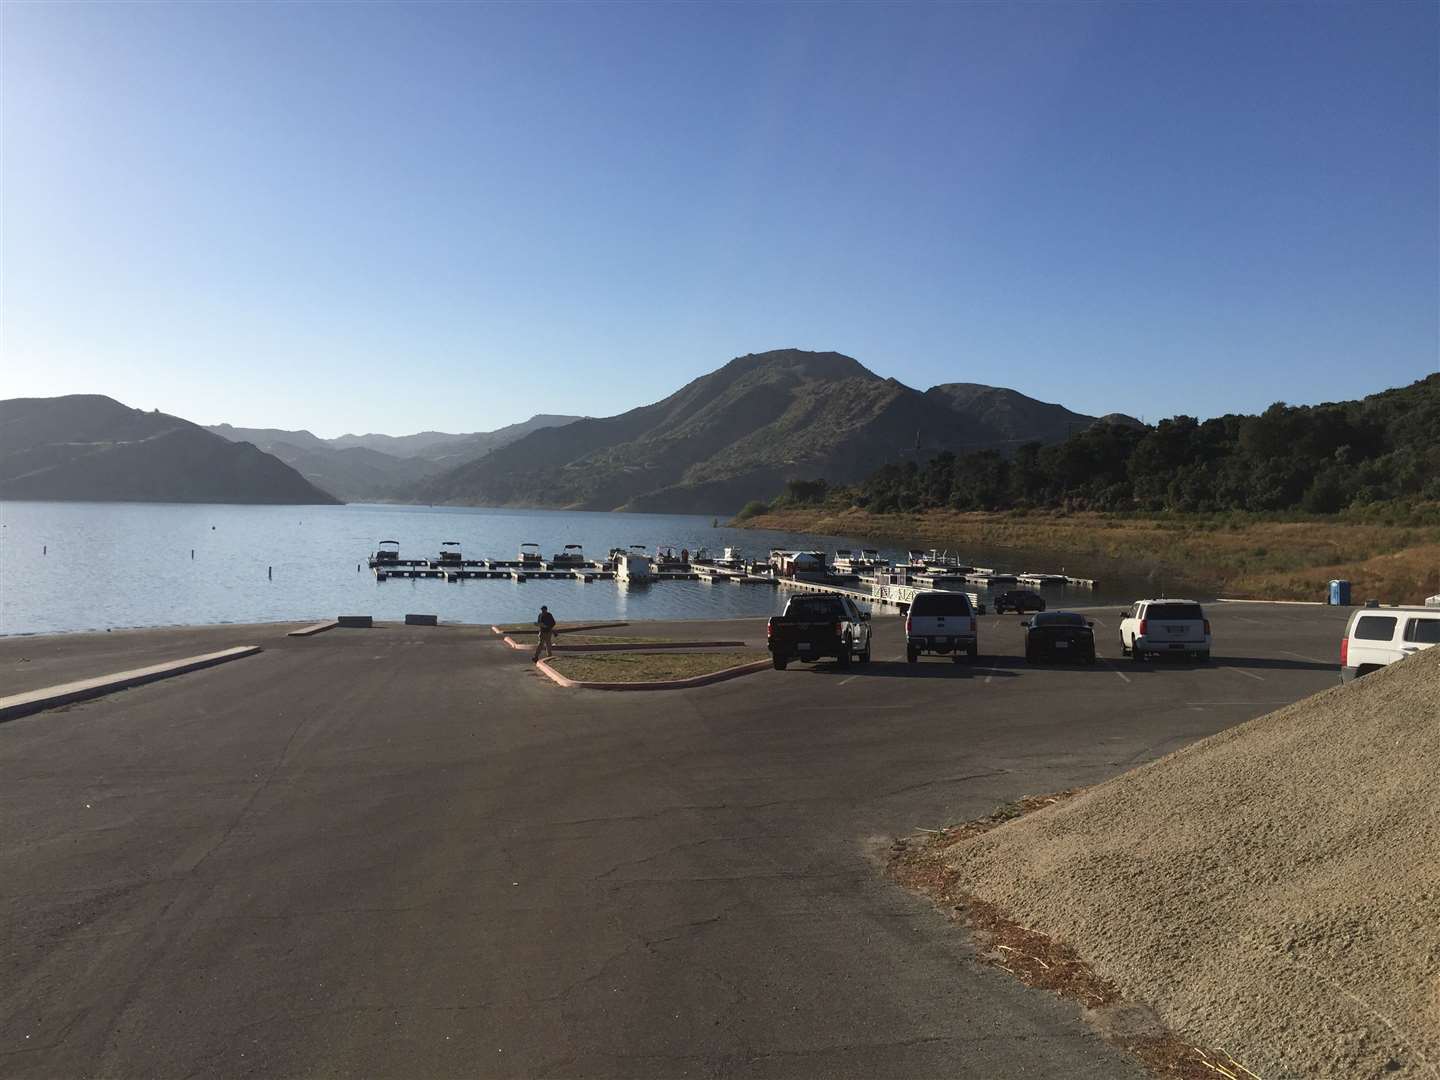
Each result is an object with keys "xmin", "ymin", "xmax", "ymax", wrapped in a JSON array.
[{"xmin": 551, "ymin": 544, "xmax": 585, "ymax": 566}]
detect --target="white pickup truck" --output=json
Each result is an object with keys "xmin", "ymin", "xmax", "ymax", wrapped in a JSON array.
[
  {"xmin": 1119, "ymin": 599, "xmax": 1211, "ymax": 662},
  {"xmin": 905, "ymin": 590, "xmax": 978, "ymax": 664}
]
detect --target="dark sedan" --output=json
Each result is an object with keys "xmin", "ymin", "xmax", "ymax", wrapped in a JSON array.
[
  {"xmin": 1023, "ymin": 611, "xmax": 1096, "ymax": 663},
  {"xmin": 995, "ymin": 589, "xmax": 1046, "ymax": 614}
]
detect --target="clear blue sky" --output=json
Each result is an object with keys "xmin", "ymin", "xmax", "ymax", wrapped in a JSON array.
[{"xmin": 3, "ymin": 1, "xmax": 1436, "ymax": 437}]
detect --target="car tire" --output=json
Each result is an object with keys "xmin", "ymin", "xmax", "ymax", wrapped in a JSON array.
[
  {"xmin": 967, "ymin": 645, "xmax": 978, "ymax": 659},
  {"xmin": 1085, "ymin": 650, "xmax": 1096, "ymax": 665},
  {"xmin": 1131, "ymin": 644, "xmax": 1145, "ymax": 663},
  {"xmin": 860, "ymin": 641, "xmax": 872, "ymax": 664},
  {"xmin": 952, "ymin": 654, "xmax": 965, "ymax": 664},
  {"xmin": 836, "ymin": 640, "xmax": 852, "ymax": 669},
  {"xmin": 772, "ymin": 655, "xmax": 788, "ymax": 671},
  {"xmin": 906, "ymin": 648, "xmax": 918, "ymax": 664}
]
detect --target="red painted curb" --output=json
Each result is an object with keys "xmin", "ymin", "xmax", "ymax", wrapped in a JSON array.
[{"xmin": 534, "ymin": 656, "xmax": 771, "ymax": 691}]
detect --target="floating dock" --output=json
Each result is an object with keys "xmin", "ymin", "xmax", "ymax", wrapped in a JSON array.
[{"xmin": 365, "ymin": 546, "xmax": 1092, "ymax": 592}]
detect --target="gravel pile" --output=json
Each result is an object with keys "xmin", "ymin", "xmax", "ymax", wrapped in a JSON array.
[{"xmin": 939, "ymin": 647, "xmax": 1440, "ymax": 1079}]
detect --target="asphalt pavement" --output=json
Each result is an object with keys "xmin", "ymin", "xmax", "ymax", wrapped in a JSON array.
[{"xmin": 1, "ymin": 604, "xmax": 1347, "ymax": 1078}]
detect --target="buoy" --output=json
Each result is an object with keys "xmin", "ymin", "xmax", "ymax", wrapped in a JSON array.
[
  {"xmin": 191, "ymin": 549, "xmax": 195, "ymax": 559},
  {"xmin": 268, "ymin": 566, "xmax": 273, "ymax": 580}
]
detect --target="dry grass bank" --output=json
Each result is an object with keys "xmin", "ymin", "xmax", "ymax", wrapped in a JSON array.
[
  {"xmin": 892, "ymin": 647, "xmax": 1440, "ymax": 1079},
  {"xmin": 738, "ymin": 508, "xmax": 1440, "ymax": 603}
]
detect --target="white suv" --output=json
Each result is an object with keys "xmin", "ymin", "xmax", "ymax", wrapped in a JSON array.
[
  {"xmin": 1119, "ymin": 599, "xmax": 1211, "ymax": 662},
  {"xmin": 905, "ymin": 590, "xmax": 978, "ymax": 664},
  {"xmin": 1340, "ymin": 606, "xmax": 1440, "ymax": 682}
]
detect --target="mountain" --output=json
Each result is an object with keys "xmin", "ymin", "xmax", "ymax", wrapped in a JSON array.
[
  {"xmin": 416, "ymin": 349, "xmax": 1100, "ymax": 513},
  {"xmin": 924, "ymin": 383, "xmax": 1097, "ymax": 448},
  {"xmin": 0, "ymin": 396, "xmax": 341, "ymax": 504},
  {"xmin": 325, "ymin": 415, "xmax": 584, "ymax": 462},
  {"xmin": 206, "ymin": 414, "xmax": 583, "ymax": 500}
]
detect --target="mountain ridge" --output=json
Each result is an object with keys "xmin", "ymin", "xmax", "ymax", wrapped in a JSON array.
[
  {"xmin": 416, "ymin": 349, "xmax": 1100, "ymax": 513},
  {"xmin": 206, "ymin": 414, "xmax": 583, "ymax": 501},
  {"xmin": 1, "ymin": 395, "xmax": 340, "ymax": 505}
]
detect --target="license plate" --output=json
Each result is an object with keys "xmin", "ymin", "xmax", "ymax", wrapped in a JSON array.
[{"xmin": 1055, "ymin": 641, "xmax": 1069, "ymax": 648}]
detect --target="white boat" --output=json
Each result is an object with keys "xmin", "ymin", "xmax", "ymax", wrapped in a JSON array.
[
  {"xmin": 519, "ymin": 542, "xmax": 543, "ymax": 566},
  {"xmin": 436, "ymin": 540, "xmax": 462, "ymax": 564},
  {"xmin": 369, "ymin": 540, "xmax": 400, "ymax": 565},
  {"xmin": 1018, "ymin": 572, "xmax": 1068, "ymax": 587},
  {"xmin": 718, "ymin": 546, "xmax": 747, "ymax": 569},
  {"xmin": 615, "ymin": 544, "xmax": 652, "ymax": 583}
]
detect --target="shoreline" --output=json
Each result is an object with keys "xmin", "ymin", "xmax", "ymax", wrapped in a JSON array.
[{"xmin": 733, "ymin": 507, "xmax": 1440, "ymax": 605}]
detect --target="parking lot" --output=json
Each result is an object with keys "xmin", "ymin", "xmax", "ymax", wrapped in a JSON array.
[{"xmin": 1, "ymin": 603, "xmax": 1347, "ymax": 1078}]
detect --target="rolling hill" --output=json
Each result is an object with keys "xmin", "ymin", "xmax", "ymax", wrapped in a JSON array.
[
  {"xmin": 1, "ymin": 396, "xmax": 341, "ymax": 504},
  {"xmin": 416, "ymin": 349, "xmax": 1098, "ymax": 513},
  {"xmin": 206, "ymin": 414, "xmax": 582, "ymax": 501}
]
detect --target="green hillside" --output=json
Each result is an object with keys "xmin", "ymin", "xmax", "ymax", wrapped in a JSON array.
[{"xmin": 417, "ymin": 350, "xmax": 1097, "ymax": 512}]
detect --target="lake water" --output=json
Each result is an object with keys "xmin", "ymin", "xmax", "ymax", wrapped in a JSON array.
[{"xmin": 0, "ymin": 502, "xmax": 1148, "ymax": 636}]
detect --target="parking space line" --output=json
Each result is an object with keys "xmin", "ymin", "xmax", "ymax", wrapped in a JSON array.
[
  {"xmin": 1097, "ymin": 655, "xmax": 1131, "ymax": 684},
  {"xmin": 1282, "ymin": 649, "xmax": 1334, "ymax": 666},
  {"xmin": 1222, "ymin": 665, "xmax": 1266, "ymax": 682}
]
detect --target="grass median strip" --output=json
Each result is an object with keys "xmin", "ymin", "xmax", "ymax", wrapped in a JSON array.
[{"xmin": 544, "ymin": 649, "xmax": 766, "ymax": 684}]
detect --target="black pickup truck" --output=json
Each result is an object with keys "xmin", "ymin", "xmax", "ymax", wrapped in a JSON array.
[{"xmin": 766, "ymin": 594, "xmax": 872, "ymax": 670}]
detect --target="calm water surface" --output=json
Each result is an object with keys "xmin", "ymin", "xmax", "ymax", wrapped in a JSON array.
[{"xmin": 1, "ymin": 502, "xmax": 1148, "ymax": 635}]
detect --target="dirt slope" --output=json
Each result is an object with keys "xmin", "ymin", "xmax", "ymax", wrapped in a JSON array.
[{"xmin": 936, "ymin": 647, "xmax": 1440, "ymax": 1079}]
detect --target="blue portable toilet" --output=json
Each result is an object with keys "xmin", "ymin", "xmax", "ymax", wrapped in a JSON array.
[{"xmin": 1329, "ymin": 579, "xmax": 1351, "ymax": 605}]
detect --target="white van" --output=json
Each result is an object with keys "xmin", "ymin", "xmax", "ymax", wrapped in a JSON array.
[{"xmin": 1340, "ymin": 606, "xmax": 1440, "ymax": 682}]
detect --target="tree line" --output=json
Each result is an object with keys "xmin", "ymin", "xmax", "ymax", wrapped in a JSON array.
[{"xmin": 751, "ymin": 374, "xmax": 1439, "ymax": 517}]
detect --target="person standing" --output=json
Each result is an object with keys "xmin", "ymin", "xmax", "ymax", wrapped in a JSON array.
[{"xmin": 532, "ymin": 605, "xmax": 557, "ymax": 662}]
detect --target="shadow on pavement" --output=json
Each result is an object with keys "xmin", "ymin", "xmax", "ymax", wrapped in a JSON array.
[
  {"xmin": 1108, "ymin": 655, "xmax": 1337, "ymax": 673},
  {"xmin": 802, "ymin": 660, "xmax": 1020, "ymax": 679}
]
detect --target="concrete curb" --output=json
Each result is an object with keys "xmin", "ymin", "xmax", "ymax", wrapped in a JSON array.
[
  {"xmin": 501, "ymin": 636, "xmax": 747, "ymax": 653},
  {"xmin": 491, "ymin": 621, "xmax": 629, "ymax": 636},
  {"xmin": 288, "ymin": 621, "xmax": 338, "ymax": 637},
  {"xmin": 0, "ymin": 646, "xmax": 263, "ymax": 723},
  {"xmin": 534, "ymin": 656, "xmax": 771, "ymax": 691}
]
